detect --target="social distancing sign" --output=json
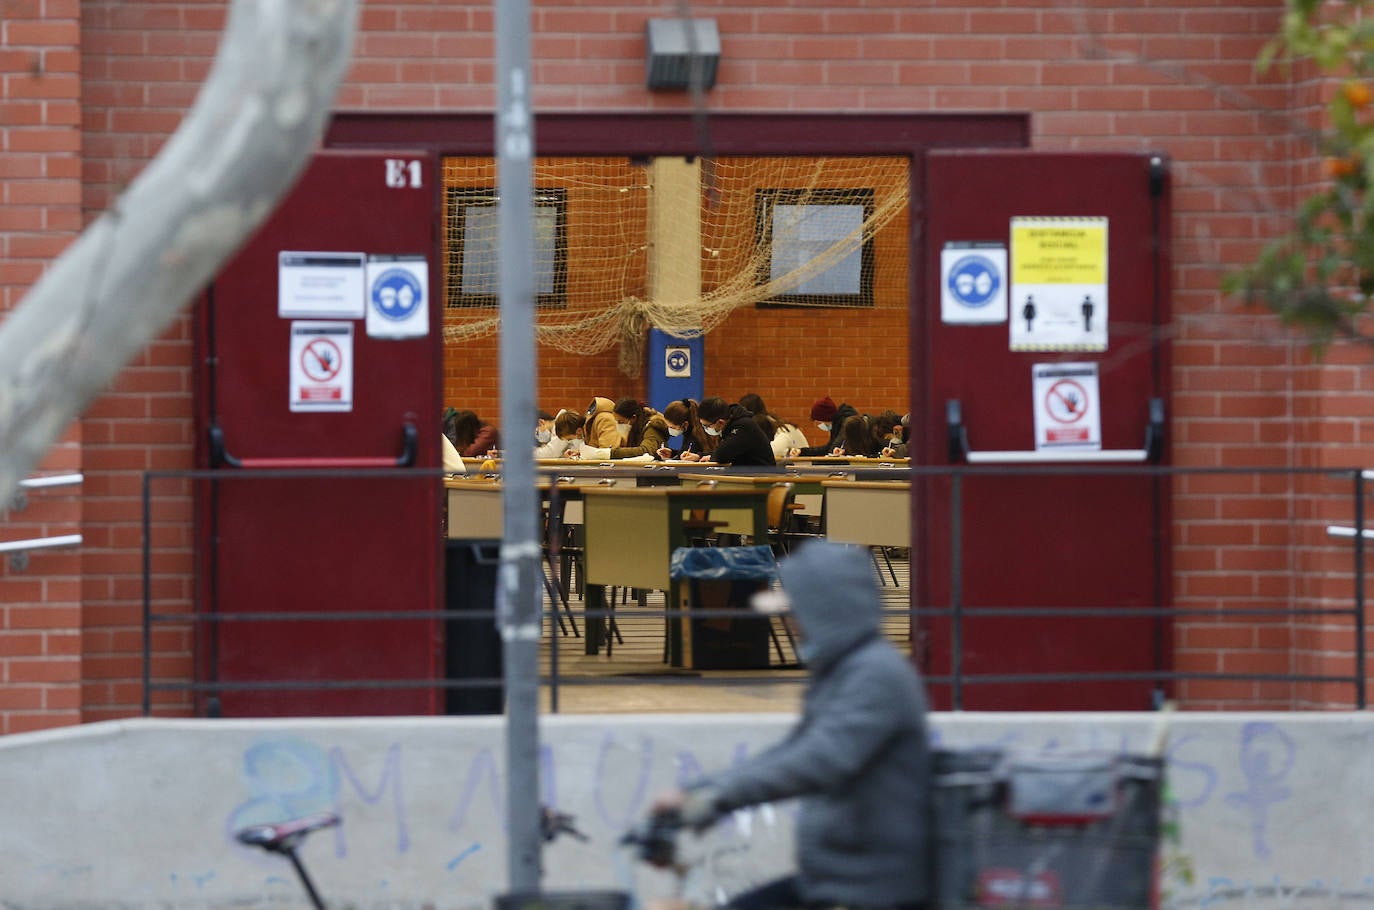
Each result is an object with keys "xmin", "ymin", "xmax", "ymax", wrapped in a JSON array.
[
  {"xmin": 1032, "ymin": 362, "xmax": 1101, "ymax": 450},
  {"xmin": 1010, "ymin": 217, "xmax": 1108, "ymax": 352}
]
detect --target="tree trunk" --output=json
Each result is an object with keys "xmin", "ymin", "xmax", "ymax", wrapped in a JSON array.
[{"xmin": 0, "ymin": 0, "xmax": 360, "ymax": 503}]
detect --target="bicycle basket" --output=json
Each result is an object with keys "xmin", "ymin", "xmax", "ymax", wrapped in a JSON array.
[{"xmin": 932, "ymin": 749, "xmax": 1163, "ymax": 910}]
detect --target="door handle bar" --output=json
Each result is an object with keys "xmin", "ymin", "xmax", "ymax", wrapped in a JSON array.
[
  {"xmin": 946, "ymin": 398, "xmax": 1165, "ymax": 465},
  {"xmin": 209, "ymin": 422, "xmax": 418, "ymax": 468}
]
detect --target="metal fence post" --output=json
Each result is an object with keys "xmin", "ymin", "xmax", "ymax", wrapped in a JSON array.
[
  {"xmin": 1357, "ymin": 470, "xmax": 1367, "ymax": 709},
  {"xmin": 951, "ymin": 469, "xmax": 964, "ymax": 711},
  {"xmin": 142, "ymin": 472, "xmax": 152, "ymax": 717}
]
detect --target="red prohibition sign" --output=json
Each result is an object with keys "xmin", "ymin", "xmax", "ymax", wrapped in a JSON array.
[
  {"xmin": 1044, "ymin": 379, "xmax": 1088, "ymax": 424},
  {"xmin": 301, "ymin": 338, "xmax": 343, "ymax": 382}
]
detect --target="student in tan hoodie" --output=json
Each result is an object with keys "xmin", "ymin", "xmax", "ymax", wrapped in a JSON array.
[{"xmin": 584, "ymin": 396, "xmax": 622, "ymax": 449}]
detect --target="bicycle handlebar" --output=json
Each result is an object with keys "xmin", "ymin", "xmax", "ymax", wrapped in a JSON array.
[
  {"xmin": 621, "ymin": 808, "xmax": 685, "ymax": 869},
  {"xmin": 235, "ymin": 812, "xmax": 340, "ymax": 853}
]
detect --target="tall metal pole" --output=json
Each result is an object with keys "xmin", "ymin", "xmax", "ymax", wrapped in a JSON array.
[{"xmin": 496, "ymin": 0, "xmax": 543, "ymax": 892}]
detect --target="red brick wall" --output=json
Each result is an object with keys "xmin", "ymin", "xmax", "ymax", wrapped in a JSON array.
[
  {"xmin": 0, "ymin": 0, "xmax": 84, "ymax": 733},
  {"xmin": 7, "ymin": 0, "xmax": 1359, "ymax": 730},
  {"xmin": 75, "ymin": 3, "xmax": 208, "ymax": 724}
]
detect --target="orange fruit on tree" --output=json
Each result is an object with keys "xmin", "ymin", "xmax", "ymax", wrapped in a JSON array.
[
  {"xmin": 1345, "ymin": 81, "xmax": 1372, "ymax": 109},
  {"xmin": 1325, "ymin": 156, "xmax": 1360, "ymax": 179}
]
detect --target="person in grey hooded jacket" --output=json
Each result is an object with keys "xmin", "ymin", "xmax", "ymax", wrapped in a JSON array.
[{"xmin": 651, "ymin": 540, "xmax": 931, "ymax": 910}]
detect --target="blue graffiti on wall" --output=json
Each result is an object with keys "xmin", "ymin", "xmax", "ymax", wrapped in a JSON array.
[{"xmin": 1223, "ymin": 722, "xmax": 1295, "ymax": 860}]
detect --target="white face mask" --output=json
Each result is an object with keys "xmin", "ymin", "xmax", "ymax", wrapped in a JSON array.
[
  {"xmin": 817, "ymin": 422, "xmax": 832, "ymax": 433},
  {"xmin": 668, "ymin": 426, "xmax": 683, "ymax": 438},
  {"xmin": 563, "ymin": 437, "xmax": 582, "ymax": 451},
  {"xmin": 535, "ymin": 429, "xmax": 552, "ymax": 444},
  {"xmin": 703, "ymin": 424, "xmax": 721, "ymax": 437}
]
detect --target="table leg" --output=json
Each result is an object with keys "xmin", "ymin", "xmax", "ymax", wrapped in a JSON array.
[
  {"xmin": 585, "ymin": 583, "xmax": 606, "ymax": 655},
  {"xmin": 667, "ymin": 580, "xmax": 684, "ymax": 668}
]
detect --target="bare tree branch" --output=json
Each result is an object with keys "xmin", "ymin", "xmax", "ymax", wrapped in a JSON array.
[{"xmin": 0, "ymin": 0, "xmax": 360, "ymax": 502}]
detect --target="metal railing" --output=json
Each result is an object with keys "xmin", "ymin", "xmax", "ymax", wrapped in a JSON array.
[
  {"xmin": 2, "ymin": 473, "xmax": 83, "ymax": 571},
  {"xmin": 138, "ymin": 464, "xmax": 1371, "ymax": 715}
]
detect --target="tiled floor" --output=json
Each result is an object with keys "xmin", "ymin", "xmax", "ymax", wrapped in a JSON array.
[{"xmin": 536, "ymin": 546, "xmax": 912, "ymax": 714}]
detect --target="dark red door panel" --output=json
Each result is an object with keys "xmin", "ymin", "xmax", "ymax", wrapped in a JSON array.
[
  {"xmin": 919, "ymin": 151, "xmax": 1171, "ymax": 710},
  {"xmin": 194, "ymin": 150, "xmax": 442, "ymax": 716}
]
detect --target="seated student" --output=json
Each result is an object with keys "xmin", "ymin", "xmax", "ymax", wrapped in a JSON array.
[
  {"xmin": 449, "ymin": 408, "xmax": 501, "ymax": 458},
  {"xmin": 535, "ymin": 410, "xmax": 555, "ymax": 448},
  {"xmin": 699, "ymin": 396, "xmax": 777, "ymax": 467},
  {"xmin": 536, "ymin": 409, "xmax": 585, "ymax": 458},
  {"xmin": 791, "ymin": 395, "xmax": 859, "ymax": 457},
  {"xmin": 584, "ymin": 397, "xmax": 623, "ymax": 449},
  {"xmin": 836, "ymin": 413, "xmax": 881, "ymax": 457},
  {"xmin": 881, "ymin": 412, "xmax": 912, "ymax": 459},
  {"xmin": 657, "ymin": 398, "xmax": 714, "ymax": 462},
  {"xmin": 608, "ymin": 398, "xmax": 670, "ymax": 460},
  {"xmin": 740, "ymin": 392, "xmax": 810, "ymax": 461},
  {"xmin": 441, "ymin": 433, "xmax": 468, "ymax": 474}
]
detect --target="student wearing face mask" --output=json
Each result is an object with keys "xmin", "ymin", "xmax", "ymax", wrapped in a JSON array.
[
  {"xmin": 699, "ymin": 396, "xmax": 776, "ymax": 467},
  {"xmin": 790, "ymin": 395, "xmax": 858, "ymax": 457},
  {"xmin": 534, "ymin": 410, "xmax": 555, "ymax": 448},
  {"xmin": 537, "ymin": 409, "xmax": 586, "ymax": 458},
  {"xmin": 656, "ymin": 398, "xmax": 714, "ymax": 461},
  {"xmin": 608, "ymin": 398, "xmax": 670, "ymax": 460}
]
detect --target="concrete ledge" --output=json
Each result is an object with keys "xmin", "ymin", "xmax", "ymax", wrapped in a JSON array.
[{"xmin": 0, "ymin": 712, "xmax": 1364, "ymax": 909}]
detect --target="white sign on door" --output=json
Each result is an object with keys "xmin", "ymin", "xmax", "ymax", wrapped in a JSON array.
[
  {"xmin": 1010, "ymin": 217, "xmax": 1108, "ymax": 351},
  {"xmin": 1032, "ymin": 361, "xmax": 1101, "ymax": 450},
  {"xmin": 289, "ymin": 321, "xmax": 354, "ymax": 413},
  {"xmin": 365, "ymin": 254, "xmax": 429, "ymax": 339},
  {"xmin": 278, "ymin": 252, "xmax": 366, "ymax": 319},
  {"xmin": 941, "ymin": 242, "xmax": 1007, "ymax": 325}
]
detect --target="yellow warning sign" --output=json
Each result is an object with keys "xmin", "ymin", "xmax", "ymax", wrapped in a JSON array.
[
  {"xmin": 1009, "ymin": 216, "xmax": 1109, "ymax": 352},
  {"xmin": 1011, "ymin": 219, "xmax": 1107, "ymax": 285}
]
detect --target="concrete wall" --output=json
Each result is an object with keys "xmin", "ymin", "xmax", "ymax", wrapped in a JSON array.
[{"xmin": 0, "ymin": 711, "xmax": 1365, "ymax": 910}]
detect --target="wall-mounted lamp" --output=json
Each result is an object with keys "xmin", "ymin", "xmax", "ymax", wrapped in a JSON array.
[{"xmin": 645, "ymin": 18, "xmax": 720, "ymax": 91}]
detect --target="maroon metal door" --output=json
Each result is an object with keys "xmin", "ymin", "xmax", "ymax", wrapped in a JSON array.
[
  {"xmin": 918, "ymin": 151, "xmax": 1171, "ymax": 710},
  {"xmin": 193, "ymin": 150, "xmax": 442, "ymax": 716}
]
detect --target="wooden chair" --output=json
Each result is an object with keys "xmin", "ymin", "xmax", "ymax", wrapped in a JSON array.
[
  {"xmin": 766, "ymin": 482, "xmax": 810, "ymax": 555},
  {"xmin": 683, "ymin": 479, "xmax": 729, "ymax": 546}
]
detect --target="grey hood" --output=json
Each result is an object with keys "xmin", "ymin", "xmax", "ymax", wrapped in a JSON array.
[{"xmin": 779, "ymin": 540, "xmax": 880, "ymax": 671}]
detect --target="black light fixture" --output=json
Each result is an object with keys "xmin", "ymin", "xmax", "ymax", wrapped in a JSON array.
[{"xmin": 645, "ymin": 18, "xmax": 720, "ymax": 91}]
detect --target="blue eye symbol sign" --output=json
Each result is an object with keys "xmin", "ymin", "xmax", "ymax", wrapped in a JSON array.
[
  {"xmin": 371, "ymin": 268, "xmax": 423, "ymax": 321},
  {"xmin": 666, "ymin": 348, "xmax": 690, "ymax": 375},
  {"xmin": 947, "ymin": 255, "xmax": 1000, "ymax": 308}
]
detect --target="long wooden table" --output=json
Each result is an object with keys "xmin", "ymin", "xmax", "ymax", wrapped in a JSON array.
[{"xmin": 579, "ymin": 486, "xmax": 771, "ymax": 666}]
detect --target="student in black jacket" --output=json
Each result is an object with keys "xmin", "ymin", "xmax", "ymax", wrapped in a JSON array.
[{"xmin": 699, "ymin": 396, "xmax": 777, "ymax": 467}]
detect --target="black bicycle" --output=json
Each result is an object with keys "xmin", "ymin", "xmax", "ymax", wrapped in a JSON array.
[{"xmin": 236, "ymin": 808, "xmax": 649, "ymax": 910}]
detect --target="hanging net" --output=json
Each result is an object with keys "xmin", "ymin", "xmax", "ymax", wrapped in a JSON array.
[{"xmin": 440, "ymin": 155, "xmax": 909, "ymax": 374}]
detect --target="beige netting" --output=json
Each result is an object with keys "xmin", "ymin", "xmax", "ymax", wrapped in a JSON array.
[{"xmin": 441, "ymin": 156, "xmax": 909, "ymax": 374}]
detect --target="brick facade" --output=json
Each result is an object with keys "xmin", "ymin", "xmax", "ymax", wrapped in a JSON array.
[
  {"xmin": 0, "ymin": 0, "xmax": 84, "ymax": 733},
  {"xmin": 2, "ymin": 0, "xmax": 1367, "ymax": 730}
]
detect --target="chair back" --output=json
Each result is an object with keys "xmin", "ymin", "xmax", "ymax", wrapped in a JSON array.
[{"xmin": 766, "ymin": 482, "xmax": 795, "ymax": 530}]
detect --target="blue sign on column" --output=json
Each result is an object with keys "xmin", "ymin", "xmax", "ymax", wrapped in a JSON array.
[{"xmin": 647, "ymin": 328, "xmax": 703, "ymax": 450}]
